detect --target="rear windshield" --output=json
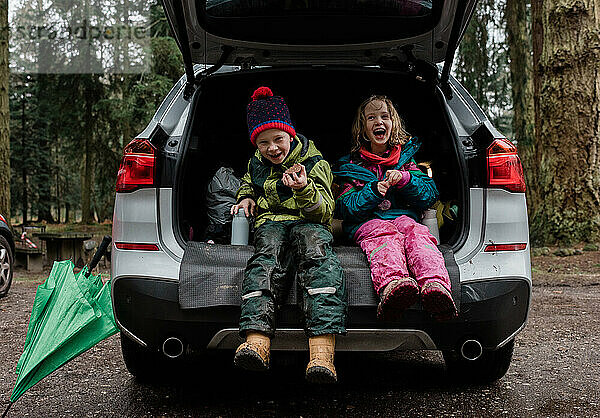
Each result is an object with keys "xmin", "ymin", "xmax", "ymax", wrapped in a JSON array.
[
  {"xmin": 206, "ymin": 0, "xmax": 433, "ymax": 17},
  {"xmin": 198, "ymin": 0, "xmax": 442, "ymax": 45}
]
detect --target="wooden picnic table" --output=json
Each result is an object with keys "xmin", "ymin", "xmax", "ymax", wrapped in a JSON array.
[
  {"xmin": 34, "ymin": 232, "xmax": 92, "ymax": 267},
  {"xmin": 14, "ymin": 246, "xmax": 44, "ymax": 273}
]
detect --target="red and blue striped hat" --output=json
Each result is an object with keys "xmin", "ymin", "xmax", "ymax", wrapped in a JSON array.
[{"xmin": 247, "ymin": 86, "xmax": 296, "ymax": 146}]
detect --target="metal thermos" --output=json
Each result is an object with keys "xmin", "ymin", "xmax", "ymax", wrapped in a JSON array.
[
  {"xmin": 231, "ymin": 210, "xmax": 249, "ymax": 245},
  {"xmin": 421, "ymin": 208, "xmax": 440, "ymax": 244}
]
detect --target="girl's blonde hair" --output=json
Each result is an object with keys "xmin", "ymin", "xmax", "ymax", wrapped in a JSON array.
[{"xmin": 351, "ymin": 95, "xmax": 410, "ymax": 155}]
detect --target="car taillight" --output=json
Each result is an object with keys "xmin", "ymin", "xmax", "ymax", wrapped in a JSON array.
[
  {"xmin": 0, "ymin": 214, "xmax": 6, "ymax": 224},
  {"xmin": 116, "ymin": 139, "xmax": 156, "ymax": 193},
  {"xmin": 487, "ymin": 138, "xmax": 526, "ymax": 193}
]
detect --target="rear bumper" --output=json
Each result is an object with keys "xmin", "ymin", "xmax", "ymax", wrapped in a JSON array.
[{"xmin": 112, "ymin": 276, "xmax": 530, "ymax": 353}]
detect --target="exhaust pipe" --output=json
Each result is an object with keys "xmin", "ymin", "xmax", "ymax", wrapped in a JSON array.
[
  {"xmin": 162, "ymin": 337, "xmax": 185, "ymax": 359},
  {"xmin": 460, "ymin": 339, "xmax": 483, "ymax": 361}
]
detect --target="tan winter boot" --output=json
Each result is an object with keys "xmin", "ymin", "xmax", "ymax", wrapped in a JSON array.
[
  {"xmin": 305, "ymin": 334, "xmax": 337, "ymax": 384},
  {"xmin": 234, "ymin": 332, "xmax": 271, "ymax": 371}
]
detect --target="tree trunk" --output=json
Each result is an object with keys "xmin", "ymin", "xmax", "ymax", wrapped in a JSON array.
[
  {"xmin": 55, "ymin": 142, "xmax": 60, "ymax": 223},
  {"xmin": 36, "ymin": 136, "xmax": 54, "ymax": 222},
  {"xmin": 65, "ymin": 202, "xmax": 70, "ymax": 223},
  {"xmin": 0, "ymin": 0, "xmax": 9, "ymax": 219},
  {"xmin": 35, "ymin": 74, "xmax": 55, "ymax": 223},
  {"xmin": 531, "ymin": 0, "xmax": 544, "ymax": 144},
  {"xmin": 21, "ymin": 98, "xmax": 28, "ymax": 225},
  {"xmin": 531, "ymin": 0, "xmax": 544, "ymax": 218},
  {"xmin": 79, "ymin": 0, "xmax": 93, "ymax": 224},
  {"xmin": 506, "ymin": 0, "xmax": 536, "ymax": 212},
  {"xmin": 80, "ymin": 74, "xmax": 95, "ymax": 224},
  {"xmin": 81, "ymin": 132, "xmax": 93, "ymax": 223},
  {"xmin": 530, "ymin": 0, "xmax": 600, "ymax": 245}
]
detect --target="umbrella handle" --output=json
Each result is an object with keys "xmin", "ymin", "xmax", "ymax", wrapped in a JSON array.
[
  {"xmin": 86, "ymin": 236, "xmax": 112, "ymax": 277},
  {"xmin": 2, "ymin": 402, "xmax": 12, "ymax": 418}
]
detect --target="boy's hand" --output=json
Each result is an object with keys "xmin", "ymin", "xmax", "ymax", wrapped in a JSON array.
[
  {"xmin": 377, "ymin": 180, "xmax": 391, "ymax": 196},
  {"xmin": 282, "ymin": 163, "xmax": 308, "ymax": 190},
  {"xmin": 231, "ymin": 198, "xmax": 256, "ymax": 217},
  {"xmin": 385, "ymin": 169, "xmax": 404, "ymax": 186}
]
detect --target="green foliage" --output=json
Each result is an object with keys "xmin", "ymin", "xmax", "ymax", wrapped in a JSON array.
[
  {"xmin": 9, "ymin": 74, "xmax": 69, "ymax": 223},
  {"xmin": 9, "ymin": 1, "xmax": 183, "ymax": 224},
  {"xmin": 149, "ymin": 1, "xmax": 173, "ymax": 38},
  {"xmin": 454, "ymin": 0, "xmax": 513, "ymax": 137},
  {"xmin": 151, "ymin": 37, "xmax": 185, "ymax": 81}
]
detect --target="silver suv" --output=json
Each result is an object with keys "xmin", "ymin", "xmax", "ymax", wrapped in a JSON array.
[{"xmin": 112, "ymin": 0, "xmax": 531, "ymax": 383}]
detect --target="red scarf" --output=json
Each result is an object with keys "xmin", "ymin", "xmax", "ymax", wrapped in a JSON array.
[{"xmin": 359, "ymin": 145, "xmax": 401, "ymax": 166}]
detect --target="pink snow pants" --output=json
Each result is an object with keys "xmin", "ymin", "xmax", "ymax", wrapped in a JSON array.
[{"xmin": 354, "ymin": 216, "xmax": 451, "ymax": 295}]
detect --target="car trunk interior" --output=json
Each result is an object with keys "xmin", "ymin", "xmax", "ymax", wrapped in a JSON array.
[{"xmin": 176, "ymin": 66, "xmax": 466, "ymax": 248}]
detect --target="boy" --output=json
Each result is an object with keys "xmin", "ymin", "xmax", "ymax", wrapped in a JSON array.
[{"xmin": 230, "ymin": 86, "xmax": 347, "ymax": 383}]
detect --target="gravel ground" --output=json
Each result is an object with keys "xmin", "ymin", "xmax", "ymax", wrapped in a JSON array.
[{"xmin": 1, "ymin": 252, "xmax": 600, "ymax": 417}]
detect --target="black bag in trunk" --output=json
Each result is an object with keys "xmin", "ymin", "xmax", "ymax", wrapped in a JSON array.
[{"xmin": 203, "ymin": 167, "xmax": 241, "ymax": 243}]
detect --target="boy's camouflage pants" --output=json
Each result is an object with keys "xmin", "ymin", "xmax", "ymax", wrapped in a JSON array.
[{"xmin": 239, "ymin": 220, "xmax": 347, "ymax": 338}]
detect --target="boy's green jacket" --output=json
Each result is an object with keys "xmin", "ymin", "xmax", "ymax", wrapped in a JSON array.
[{"xmin": 236, "ymin": 134, "xmax": 335, "ymax": 228}]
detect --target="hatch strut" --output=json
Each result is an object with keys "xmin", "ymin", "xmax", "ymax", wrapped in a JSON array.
[
  {"xmin": 198, "ymin": 46, "xmax": 234, "ymax": 79},
  {"xmin": 171, "ymin": 0, "xmax": 197, "ymax": 100},
  {"xmin": 439, "ymin": 0, "xmax": 472, "ymax": 98},
  {"xmin": 171, "ymin": 0, "xmax": 233, "ymax": 100}
]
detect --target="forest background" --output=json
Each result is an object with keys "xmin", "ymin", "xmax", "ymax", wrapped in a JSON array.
[{"xmin": 0, "ymin": 0, "xmax": 598, "ymax": 246}]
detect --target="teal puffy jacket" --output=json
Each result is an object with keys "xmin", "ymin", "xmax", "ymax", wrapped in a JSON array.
[{"xmin": 333, "ymin": 138, "xmax": 439, "ymax": 239}]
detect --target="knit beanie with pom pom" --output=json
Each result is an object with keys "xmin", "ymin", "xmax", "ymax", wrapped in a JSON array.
[{"xmin": 247, "ymin": 86, "xmax": 296, "ymax": 146}]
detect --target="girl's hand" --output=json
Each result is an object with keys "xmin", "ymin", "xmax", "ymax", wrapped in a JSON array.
[
  {"xmin": 282, "ymin": 164, "xmax": 308, "ymax": 190},
  {"xmin": 385, "ymin": 169, "xmax": 404, "ymax": 186},
  {"xmin": 377, "ymin": 180, "xmax": 391, "ymax": 196},
  {"xmin": 231, "ymin": 198, "xmax": 256, "ymax": 217}
]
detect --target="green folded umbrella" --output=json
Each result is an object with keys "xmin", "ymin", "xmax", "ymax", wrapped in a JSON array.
[{"xmin": 4, "ymin": 259, "xmax": 117, "ymax": 412}]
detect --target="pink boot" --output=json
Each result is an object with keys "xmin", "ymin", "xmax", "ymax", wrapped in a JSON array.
[
  {"xmin": 377, "ymin": 277, "xmax": 419, "ymax": 321},
  {"xmin": 421, "ymin": 281, "xmax": 457, "ymax": 321}
]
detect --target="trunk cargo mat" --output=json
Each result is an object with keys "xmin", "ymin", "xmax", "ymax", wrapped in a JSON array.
[{"xmin": 179, "ymin": 242, "xmax": 460, "ymax": 310}]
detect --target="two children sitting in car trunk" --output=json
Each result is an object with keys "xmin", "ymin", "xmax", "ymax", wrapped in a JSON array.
[{"xmin": 230, "ymin": 86, "xmax": 455, "ymax": 383}]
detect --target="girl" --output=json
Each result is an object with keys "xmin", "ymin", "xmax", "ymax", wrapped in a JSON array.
[{"xmin": 334, "ymin": 95, "xmax": 457, "ymax": 321}]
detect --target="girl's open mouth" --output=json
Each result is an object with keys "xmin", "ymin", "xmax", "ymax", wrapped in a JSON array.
[{"xmin": 373, "ymin": 128, "xmax": 386, "ymax": 139}]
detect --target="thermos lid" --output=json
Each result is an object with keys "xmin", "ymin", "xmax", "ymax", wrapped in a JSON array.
[{"xmin": 423, "ymin": 208, "xmax": 436, "ymax": 218}]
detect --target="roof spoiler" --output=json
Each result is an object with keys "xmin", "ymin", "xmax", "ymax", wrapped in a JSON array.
[
  {"xmin": 170, "ymin": 0, "xmax": 232, "ymax": 100},
  {"xmin": 439, "ymin": 0, "xmax": 475, "ymax": 98}
]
